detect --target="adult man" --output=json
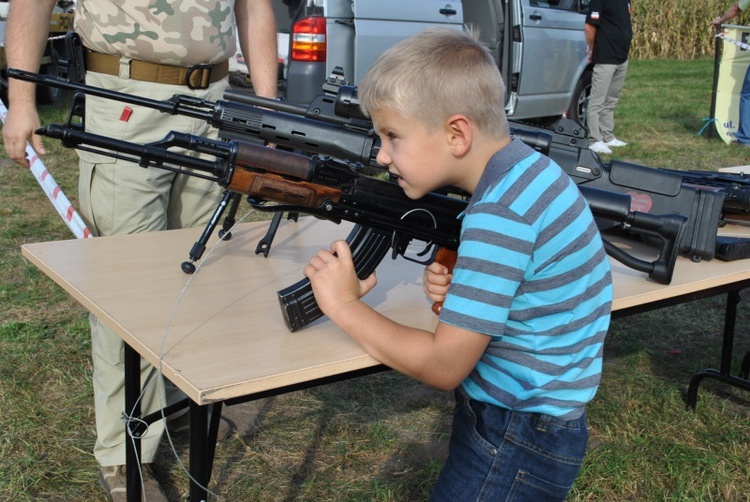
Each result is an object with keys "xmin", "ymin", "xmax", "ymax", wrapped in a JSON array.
[
  {"xmin": 712, "ymin": 1, "xmax": 750, "ymax": 146},
  {"xmin": 2, "ymin": 1, "xmax": 277, "ymax": 500},
  {"xmin": 585, "ymin": 0, "xmax": 633, "ymax": 155}
]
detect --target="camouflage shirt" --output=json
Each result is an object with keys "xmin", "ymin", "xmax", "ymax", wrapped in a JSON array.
[{"xmin": 75, "ymin": 0, "xmax": 237, "ymax": 66}]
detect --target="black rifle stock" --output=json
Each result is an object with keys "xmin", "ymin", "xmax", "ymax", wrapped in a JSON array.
[{"xmin": 499, "ymin": 118, "xmax": 730, "ymax": 262}]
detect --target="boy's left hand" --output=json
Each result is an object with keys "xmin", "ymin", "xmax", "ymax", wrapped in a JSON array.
[
  {"xmin": 304, "ymin": 240, "xmax": 378, "ymax": 317},
  {"xmin": 423, "ymin": 260, "xmax": 452, "ymax": 303}
]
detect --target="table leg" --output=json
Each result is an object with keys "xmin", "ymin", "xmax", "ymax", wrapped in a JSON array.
[
  {"xmin": 124, "ymin": 343, "xmax": 142, "ymax": 502},
  {"xmin": 205, "ymin": 402, "xmax": 223, "ymax": 476},
  {"xmin": 189, "ymin": 401, "xmax": 210, "ymax": 501},
  {"xmin": 741, "ymin": 351, "xmax": 750, "ymax": 379},
  {"xmin": 686, "ymin": 290, "xmax": 750, "ymax": 409}
]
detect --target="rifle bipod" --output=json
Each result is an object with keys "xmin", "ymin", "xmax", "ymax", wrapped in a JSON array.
[
  {"xmin": 181, "ymin": 191, "xmax": 301, "ymax": 274},
  {"xmin": 181, "ymin": 191, "xmax": 244, "ymax": 274},
  {"xmin": 255, "ymin": 211, "xmax": 299, "ymax": 257}
]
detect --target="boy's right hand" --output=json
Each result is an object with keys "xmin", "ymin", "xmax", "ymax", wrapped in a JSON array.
[{"xmin": 423, "ymin": 260, "xmax": 452, "ymax": 303}]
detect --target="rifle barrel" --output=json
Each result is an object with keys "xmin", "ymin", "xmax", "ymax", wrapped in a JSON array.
[{"xmin": 8, "ymin": 68, "xmax": 215, "ymax": 122}]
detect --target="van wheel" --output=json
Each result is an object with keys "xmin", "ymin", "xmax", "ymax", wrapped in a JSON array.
[{"xmin": 567, "ymin": 70, "xmax": 592, "ymax": 129}]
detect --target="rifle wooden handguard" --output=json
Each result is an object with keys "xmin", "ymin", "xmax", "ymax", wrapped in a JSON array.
[{"xmin": 228, "ymin": 169, "xmax": 341, "ymax": 208}]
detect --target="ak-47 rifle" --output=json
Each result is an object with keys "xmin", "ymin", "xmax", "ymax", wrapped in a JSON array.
[{"xmin": 10, "ymin": 68, "xmax": 688, "ymax": 331}]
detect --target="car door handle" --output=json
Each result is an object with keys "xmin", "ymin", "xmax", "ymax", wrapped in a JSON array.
[
  {"xmin": 529, "ymin": 14, "xmax": 542, "ymax": 21},
  {"xmin": 440, "ymin": 8, "xmax": 458, "ymax": 16}
]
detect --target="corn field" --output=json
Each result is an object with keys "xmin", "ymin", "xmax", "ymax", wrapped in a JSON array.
[{"xmin": 631, "ymin": 0, "xmax": 736, "ymax": 59}]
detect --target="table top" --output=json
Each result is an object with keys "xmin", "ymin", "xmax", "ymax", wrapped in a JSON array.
[{"xmin": 21, "ymin": 217, "xmax": 750, "ymax": 405}]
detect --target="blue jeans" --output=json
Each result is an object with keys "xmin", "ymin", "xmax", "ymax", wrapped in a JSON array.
[
  {"xmin": 431, "ymin": 390, "xmax": 589, "ymax": 502},
  {"xmin": 735, "ymin": 65, "xmax": 750, "ymax": 145}
]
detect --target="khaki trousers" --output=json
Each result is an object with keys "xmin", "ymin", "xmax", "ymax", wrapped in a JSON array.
[
  {"xmin": 80, "ymin": 71, "xmax": 227, "ymax": 466},
  {"xmin": 586, "ymin": 60, "xmax": 628, "ymax": 143}
]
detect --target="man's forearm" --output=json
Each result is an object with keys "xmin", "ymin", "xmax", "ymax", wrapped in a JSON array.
[
  {"xmin": 5, "ymin": 0, "xmax": 58, "ymax": 105},
  {"xmin": 584, "ymin": 23, "xmax": 597, "ymax": 50},
  {"xmin": 235, "ymin": 0, "xmax": 278, "ymax": 99},
  {"xmin": 713, "ymin": 3, "xmax": 742, "ymax": 26}
]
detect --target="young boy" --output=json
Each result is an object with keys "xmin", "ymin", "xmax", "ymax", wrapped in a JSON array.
[{"xmin": 303, "ymin": 27, "xmax": 612, "ymax": 501}]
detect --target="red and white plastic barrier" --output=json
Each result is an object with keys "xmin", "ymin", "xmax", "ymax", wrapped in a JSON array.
[
  {"xmin": 0, "ymin": 99, "xmax": 92, "ymax": 239},
  {"xmin": 717, "ymin": 30, "xmax": 750, "ymax": 51}
]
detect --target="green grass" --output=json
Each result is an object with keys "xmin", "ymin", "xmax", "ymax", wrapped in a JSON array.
[
  {"xmin": 1, "ymin": 58, "xmax": 749, "ymax": 501},
  {"xmin": 599, "ymin": 59, "xmax": 745, "ymax": 171}
]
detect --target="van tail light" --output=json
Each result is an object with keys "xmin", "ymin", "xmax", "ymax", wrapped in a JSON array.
[{"xmin": 291, "ymin": 17, "xmax": 327, "ymax": 62}]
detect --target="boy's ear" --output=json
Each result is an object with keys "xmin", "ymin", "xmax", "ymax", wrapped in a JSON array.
[{"xmin": 446, "ymin": 114, "xmax": 472, "ymax": 156}]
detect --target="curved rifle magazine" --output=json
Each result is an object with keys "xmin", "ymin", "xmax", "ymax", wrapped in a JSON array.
[{"xmin": 277, "ymin": 225, "xmax": 392, "ymax": 332}]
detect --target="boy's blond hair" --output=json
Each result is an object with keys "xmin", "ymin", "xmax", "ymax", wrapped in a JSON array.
[{"xmin": 359, "ymin": 27, "xmax": 510, "ymax": 140}]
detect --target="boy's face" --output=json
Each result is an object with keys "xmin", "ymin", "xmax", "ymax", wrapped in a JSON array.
[{"xmin": 371, "ymin": 108, "xmax": 457, "ymax": 200}]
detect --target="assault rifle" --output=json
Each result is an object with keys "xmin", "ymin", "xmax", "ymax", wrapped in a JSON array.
[
  {"xmin": 12, "ymin": 67, "xmax": 745, "ymax": 265},
  {"xmin": 10, "ymin": 68, "xmax": 687, "ymax": 331}
]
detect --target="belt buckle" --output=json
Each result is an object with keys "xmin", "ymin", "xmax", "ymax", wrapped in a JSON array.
[{"xmin": 185, "ymin": 63, "xmax": 212, "ymax": 90}]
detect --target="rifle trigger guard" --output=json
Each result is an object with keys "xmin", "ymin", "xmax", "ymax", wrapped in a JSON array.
[
  {"xmin": 391, "ymin": 207, "xmax": 439, "ymax": 263},
  {"xmin": 399, "ymin": 242, "xmax": 439, "ymax": 266}
]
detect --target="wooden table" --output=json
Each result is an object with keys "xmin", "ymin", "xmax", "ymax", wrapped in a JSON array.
[{"xmin": 21, "ymin": 217, "xmax": 750, "ymax": 501}]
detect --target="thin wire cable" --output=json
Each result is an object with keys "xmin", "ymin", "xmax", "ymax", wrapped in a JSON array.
[{"xmin": 123, "ymin": 206, "xmax": 258, "ymax": 500}]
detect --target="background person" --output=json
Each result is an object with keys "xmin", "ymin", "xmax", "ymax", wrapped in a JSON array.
[
  {"xmin": 585, "ymin": 0, "xmax": 633, "ymax": 155},
  {"xmin": 1, "ymin": 1, "xmax": 277, "ymax": 500},
  {"xmin": 712, "ymin": 0, "xmax": 750, "ymax": 146}
]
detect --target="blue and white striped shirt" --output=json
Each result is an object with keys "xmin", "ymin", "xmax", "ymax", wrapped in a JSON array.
[{"xmin": 439, "ymin": 139, "xmax": 612, "ymax": 420}]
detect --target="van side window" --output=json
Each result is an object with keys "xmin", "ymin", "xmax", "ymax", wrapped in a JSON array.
[{"xmin": 529, "ymin": 0, "xmax": 580, "ymax": 12}]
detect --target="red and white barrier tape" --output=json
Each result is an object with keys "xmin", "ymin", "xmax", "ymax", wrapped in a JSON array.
[
  {"xmin": 717, "ymin": 31, "xmax": 750, "ymax": 51},
  {"xmin": 0, "ymin": 99, "xmax": 93, "ymax": 239}
]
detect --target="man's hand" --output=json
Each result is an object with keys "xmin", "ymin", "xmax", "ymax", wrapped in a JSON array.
[
  {"xmin": 711, "ymin": 16, "xmax": 725, "ymax": 32},
  {"xmin": 3, "ymin": 100, "xmax": 44, "ymax": 167},
  {"xmin": 304, "ymin": 240, "xmax": 378, "ymax": 318},
  {"xmin": 2, "ymin": 0, "xmax": 58, "ymax": 167},
  {"xmin": 711, "ymin": 3, "xmax": 741, "ymax": 32},
  {"xmin": 423, "ymin": 260, "xmax": 452, "ymax": 304}
]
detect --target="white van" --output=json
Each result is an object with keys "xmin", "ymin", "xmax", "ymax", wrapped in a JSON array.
[{"xmin": 276, "ymin": 0, "xmax": 593, "ymax": 125}]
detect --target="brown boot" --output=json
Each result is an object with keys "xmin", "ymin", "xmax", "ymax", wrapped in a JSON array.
[{"xmin": 99, "ymin": 464, "xmax": 168, "ymax": 502}]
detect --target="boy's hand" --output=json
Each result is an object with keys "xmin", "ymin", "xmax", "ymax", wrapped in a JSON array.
[
  {"xmin": 304, "ymin": 240, "xmax": 378, "ymax": 317},
  {"xmin": 423, "ymin": 261, "xmax": 452, "ymax": 303}
]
